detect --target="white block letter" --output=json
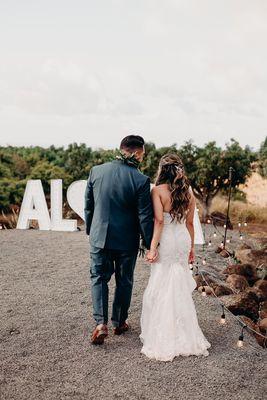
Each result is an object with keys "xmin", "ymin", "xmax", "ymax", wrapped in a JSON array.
[
  {"xmin": 17, "ymin": 180, "xmax": 51, "ymax": 230},
  {"xmin": 67, "ymin": 180, "xmax": 87, "ymax": 221},
  {"xmin": 50, "ymin": 179, "xmax": 77, "ymax": 231}
]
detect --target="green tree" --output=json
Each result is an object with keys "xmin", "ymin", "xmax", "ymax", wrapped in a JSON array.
[
  {"xmin": 63, "ymin": 143, "xmax": 93, "ymax": 180},
  {"xmin": 141, "ymin": 142, "xmax": 177, "ymax": 180},
  {"xmin": 178, "ymin": 139, "xmax": 254, "ymax": 218},
  {"xmin": 29, "ymin": 161, "xmax": 72, "ymax": 193}
]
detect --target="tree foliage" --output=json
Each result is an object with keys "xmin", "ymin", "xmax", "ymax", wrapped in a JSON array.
[
  {"xmin": 0, "ymin": 139, "xmax": 260, "ymax": 213},
  {"xmin": 178, "ymin": 139, "xmax": 255, "ymax": 215}
]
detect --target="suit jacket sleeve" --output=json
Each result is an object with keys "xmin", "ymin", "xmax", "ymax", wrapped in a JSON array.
[
  {"xmin": 137, "ymin": 177, "xmax": 154, "ymax": 249},
  {"xmin": 84, "ymin": 168, "xmax": 94, "ymax": 236}
]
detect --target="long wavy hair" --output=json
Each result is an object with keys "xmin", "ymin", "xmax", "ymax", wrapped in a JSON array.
[{"xmin": 155, "ymin": 153, "xmax": 191, "ymax": 222}]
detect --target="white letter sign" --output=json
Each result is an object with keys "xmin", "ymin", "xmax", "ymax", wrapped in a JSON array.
[
  {"xmin": 50, "ymin": 179, "xmax": 77, "ymax": 231},
  {"xmin": 16, "ymin": 180, "xmax": 51, "ymax": 230}
]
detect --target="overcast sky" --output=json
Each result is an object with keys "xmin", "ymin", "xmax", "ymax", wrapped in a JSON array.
[{"xmin": 0, "ymin": 0, "xmax": 266, "ymax": 150}]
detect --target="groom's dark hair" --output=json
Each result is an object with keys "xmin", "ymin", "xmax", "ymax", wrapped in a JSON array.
[{"xmin": 120, "ymin": 135, "xmax": 145, "ymax": 151}]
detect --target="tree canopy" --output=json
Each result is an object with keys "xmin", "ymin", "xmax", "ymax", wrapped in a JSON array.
[{"xmin": 0, "ymin": 138, "xmax": 264, "ymax": 214}]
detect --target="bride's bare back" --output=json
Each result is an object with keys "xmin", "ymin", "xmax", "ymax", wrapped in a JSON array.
[{"xmin": 151, "ymin": 183, "xmax": 195, "ymax": 222}]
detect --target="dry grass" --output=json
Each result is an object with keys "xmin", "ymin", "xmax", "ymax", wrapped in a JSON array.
[{"xmin": 210, "ymin": 195, "xmax": 267, "ymax": 224}]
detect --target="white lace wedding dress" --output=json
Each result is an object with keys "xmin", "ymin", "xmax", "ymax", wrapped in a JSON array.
[{"xmin": 140, "ymin": 212, "xmax": 211, "ymax": 361}]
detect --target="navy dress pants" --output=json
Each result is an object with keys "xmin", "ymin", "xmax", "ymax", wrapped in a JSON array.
[{"xmin": 90, "ymin": 246, "xmax": 138, "ymax": 327}]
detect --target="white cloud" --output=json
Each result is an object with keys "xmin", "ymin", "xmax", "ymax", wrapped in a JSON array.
[{"xmin": 0, "ymin": 0, "xmax": 266, "ymax": 149}]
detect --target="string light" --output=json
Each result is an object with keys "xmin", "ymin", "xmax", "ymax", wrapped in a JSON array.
[
  {"xmin": 195, "ymin": 262, "xmax": 199, "ymax": 276},
  {"xmin": 195, "ymin": 166, "xmax": 267, "ymax": 349},
  {"xmin": 192, "ymin": 264, "xmax": 267, "ymax": 347},
  {"xmin": 237, "ymin": 325, "xmax": 247, "ymax": 348},
  {"xmin": 220, "ymin": 305, "xmax": 226, "ymax": 324}
]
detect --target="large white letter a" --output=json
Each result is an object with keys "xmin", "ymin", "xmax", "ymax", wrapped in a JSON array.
[{"xmin": 16, "ymin": 180, "xmax": 51, "ymax": 230}]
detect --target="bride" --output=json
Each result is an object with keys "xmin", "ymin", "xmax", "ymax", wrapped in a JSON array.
[{"xmin": 140, "ymin": 154, "xmax": 211, "ymax": 361}]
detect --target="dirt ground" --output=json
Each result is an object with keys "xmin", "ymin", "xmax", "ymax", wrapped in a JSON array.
[{"xmin": 0, "ymin": 228, "xmax": 266, "ymax": 400}]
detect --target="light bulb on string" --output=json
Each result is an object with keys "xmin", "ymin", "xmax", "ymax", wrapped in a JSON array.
[
  {"xmin": 220, "ymin": 305, "xmax": 226, "ymax": 324},
  {"xmin": 208, "ymin": 240, "xmax": 212, "ymax": 246},
  {"xmin": 201, "ymin": 287, "xmax": 206, "ymax": 297},
  {"xmin": 220, "ymin": 241, "xmax": 224, "ymax": 249},
  {"xmin": 223, "ymin": 224, "xmax": 226, "ymax": 229},
  {"xmin": 244, "ymin": 222, "xmax": 247, "ymax": 227},
  {"xmin": 202, "ymin": 258, "xmax": 207, "ymax": 265},
  {"xmin": 213, "ymin": 232, "xmax": 217, "ymax": 238},
  {"xmin": 238, "ymin": 222, "xmax": 241, "ymax": 227},
  {"xmin": 226, "ymin": 238, "xmax": 231, "ymax": 244},
  {"xmin": 207, "ymin": 219, "xmax": 211, "ymax": 224},
  {"xmin": 239, "ymin": 234, "xmax": 243, "ymax": 240},
  {"xmin": 195, "ymin": 262, "xmax": 199, "ymax": 276},
  {"xmin": 237, "ymin": 325, "xmax": 246, "ymax": 348},
  {"xmin": 237, "ymin": 335, "xmax": 244, "ymax": 347}
]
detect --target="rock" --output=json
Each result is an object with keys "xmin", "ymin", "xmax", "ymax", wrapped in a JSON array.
[
  {"xmin": 255, "ymin": 334, "xmax": 267, "ymax": 348},
  {"xmin": 253, "ymin": 280, "xmax": 267, "ymax": 300},
  {"xmin": 226, "ymin": 274, "xmax": 249, "ymax": 293},
  {"xmin": 235, "ymin": 249, "xmax": 253, "ymax": 265},
  {"xmin": 198, "ymin": 285, "xmax": 205, "ymax": 293},
  {"xmin": 220, "ymin": 249, "xmax": 230, "ymax": 258},
  {"xmin": 221, "ymin": 291, "xmax": 259, "ymax": 321},
  {"xmin": 235, "ymin": 247, "xmax": 267, "ymax": 267},
  {"xmin": 194, "ymin": 275, "xmax": 205, "ymax": 289},
  {"xmin": 258, "ymin": 318, "xmax": 267, "ymax": 334},
  {"xmin": 246, "ymin": 287, "xmax": 266, "ymax": 302},
  {"xmin": 204, "ymin": 285, "xmax": 214, "ymax": 296},
  {"xmin": 193, "ymin": 274, "xmax": 216, "ymax": 289},
  {"xmin": 259, "ymin": 300, "xmax": 267, "ymax": 319},
  {"xmin": 210, "ymin": 211, "xmax": 233, "ymax": 229},
  {"xmin": 223, "ymin": 263, "xmax": 259, "ymax": 285},
  {"xmin": 214, "ymin": 285, "xmax": 233, "ymax": 296},
  {"xmin": 239, "ymin": 316, "xmax": 267, "ymax": 348},
  {"xmin": 9, "ymin": 328, "xmax": 20, "ymax": 335}
]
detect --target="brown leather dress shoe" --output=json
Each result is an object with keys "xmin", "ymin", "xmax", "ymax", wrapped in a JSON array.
[
  {"xmin": 113, "ymin": 322, "xmax": 130, "ymax": 336},
  {"xmin": 91, "ymin": 324, "xmax": 108, "ymax": 345}
]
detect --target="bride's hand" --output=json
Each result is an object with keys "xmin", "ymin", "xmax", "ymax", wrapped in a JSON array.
[
  {"xmin": 146, "ymin": 249, "xmax": 159, "ymax": 263},
  {"xmin": 188, "ymin": 248, "xmax": 195, "ymax": 264}
]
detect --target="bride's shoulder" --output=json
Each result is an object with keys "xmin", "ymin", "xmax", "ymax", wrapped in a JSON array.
[{"xmin": 151, "ymin": 184, "xmax": 168, "ymax": 195}]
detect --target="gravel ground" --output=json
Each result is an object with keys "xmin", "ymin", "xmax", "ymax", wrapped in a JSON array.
[{"xmin": 0, "ymin": 228, "xmax": 266, "ymax": 400}]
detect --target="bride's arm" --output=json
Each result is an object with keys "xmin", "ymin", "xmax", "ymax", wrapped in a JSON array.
[
  {"xmin": 186, "ymin": 189, "xmax": 196, "ymax": 263},
  {"xmin": 146, "ymin": 187, "xmax": 164, "ymax": 262}
]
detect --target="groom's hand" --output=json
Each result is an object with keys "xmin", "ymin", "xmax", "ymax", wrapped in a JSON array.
[{"xmin": 145, "ymin": 249, "xmax": 159, "ymax": 263}]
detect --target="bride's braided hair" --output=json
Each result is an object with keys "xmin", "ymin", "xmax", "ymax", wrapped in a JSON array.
[{"xmin": 155, "ymin": 153, "xmax": 191, "ymax": 222}]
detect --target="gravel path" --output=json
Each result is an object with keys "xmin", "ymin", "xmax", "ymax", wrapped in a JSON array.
[{"xmin": 0, "ymin": 229, "xmax": 266, "ymax": 400}]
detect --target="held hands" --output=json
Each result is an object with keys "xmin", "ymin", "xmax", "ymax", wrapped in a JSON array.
[
  {"xmin": 145, "ymin": 248, "xmax": 159, "ymax": 263},
  {"xmin": 188, "ymin": 247, "xmax": 195, "ymax": 264}
]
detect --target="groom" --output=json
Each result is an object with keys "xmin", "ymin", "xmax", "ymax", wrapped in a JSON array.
[{"xmin": 84, "ymin": 135, "xmax": 155, "ymax": 345}]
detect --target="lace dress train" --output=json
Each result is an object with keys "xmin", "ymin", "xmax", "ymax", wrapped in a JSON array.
[{"xmin": 140, "ymin": 213, "xmax": 211, "ymax": 361}]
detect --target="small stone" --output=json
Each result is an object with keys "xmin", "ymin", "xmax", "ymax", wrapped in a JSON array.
[{"xmin": 9, "ymin": 328, "xmax": 20, "ymax": 335}]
